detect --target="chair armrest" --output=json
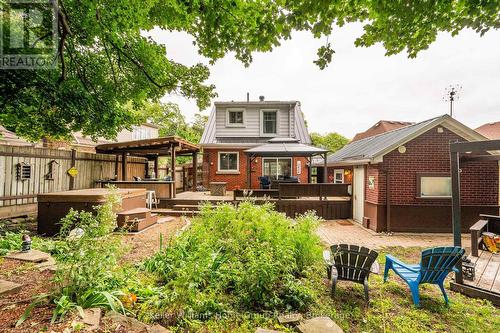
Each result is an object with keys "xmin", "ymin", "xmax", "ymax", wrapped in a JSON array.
[{"xmin": 385, "ymin": 254, "xmax": 420, "ymax": 272}]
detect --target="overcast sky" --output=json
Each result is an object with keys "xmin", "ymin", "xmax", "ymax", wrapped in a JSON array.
[{"xmin": 148, "ymin": 23, "xmax": 499, "ymax": 139}]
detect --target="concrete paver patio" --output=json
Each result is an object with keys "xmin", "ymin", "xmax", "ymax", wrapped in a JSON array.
[{"xmin": 318, "ymin": 220, "xmax": 471, "ymax": 251}]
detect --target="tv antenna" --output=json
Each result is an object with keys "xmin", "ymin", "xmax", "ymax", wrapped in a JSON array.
[{"xmin": 443, "ymin": 84, "xmax": 462, "ymax": 117}]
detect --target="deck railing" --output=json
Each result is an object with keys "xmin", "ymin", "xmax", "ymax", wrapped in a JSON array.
[{"xmin": 278, "ymin": 183, "xmax": 351, "ymax": 200}]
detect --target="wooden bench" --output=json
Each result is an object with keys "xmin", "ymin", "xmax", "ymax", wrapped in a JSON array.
[
  {"xmin": 470, "ymin": 219, "xmax": 489, "ymax": 257},
  {"xmin": 470, "ymin": 214, "xmax": 500, "ymax": 257}
]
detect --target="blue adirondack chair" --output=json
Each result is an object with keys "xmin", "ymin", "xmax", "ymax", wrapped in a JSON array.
[{"xmin": 384, "ymin": 246, "xmax": 465, "ymax": 306}]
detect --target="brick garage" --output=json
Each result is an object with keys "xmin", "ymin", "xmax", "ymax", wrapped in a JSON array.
[
  {"xmin": 324, "ymin": 115, "xmax": 499, "ymax": 233},
  {"xmin": 366, "ymin": 127, "xmax": 498, "ymax": 232},
  {"xmin": 202, "ymin": 148, "xmax": 309, "ymax": 190}
]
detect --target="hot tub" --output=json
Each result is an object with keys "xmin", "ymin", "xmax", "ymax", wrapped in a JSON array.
[{"xmin": 37, "ymin": 188, "xmax": 147, "ymax": 236}]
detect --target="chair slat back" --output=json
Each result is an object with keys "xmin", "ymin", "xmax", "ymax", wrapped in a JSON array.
[
  {"xmin": 419, "ymin": 246, "xmax": 464, "ymax": 283},
  {"xmin": 331, "ymin": 244, "xmax": 378, "ymax": 283}
]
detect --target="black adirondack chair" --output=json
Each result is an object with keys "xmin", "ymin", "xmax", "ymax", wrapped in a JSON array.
[{"xmin": 323, "ymin": 244, "xmax": 379, "ymax": 302}]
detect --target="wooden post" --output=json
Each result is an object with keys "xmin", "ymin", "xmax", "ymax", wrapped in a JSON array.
[
  {"xmin": 182, "ymin": 166, "xmax": 187, "ymax": 192},
  {"xmin": 450, "ymin": 147, "xmax": 463, "ymax": 284},
  {"xmin": 307, "ymin": 156, "xmax": 312, "ymax": 184},
  {"xmin": 170, "ymin": 144, "xmax": 176, "ymax": 198},
  {"xmin": 114, "ymin": 155, "xmax": 119, "ymax": 180},
  {"xmin": 192, "ymin": 151, "xmax": 198, "ymax": 191},
  {"xmin": 154, "ymin": 156, "xmax": 159, "ymax": 178},
  {"xmin": 323, "ymin": 153, "xmax": 328, "ymax": 183},
  {"xmin": 121, "ymin": 152, "xmax": 127, "ymax": 181},
  {"xmin": 247, "ymin": 155, "xmax": 252, "ymax": 188},
  {"xmin": 69, "ymin": 149, "xmax": 76, "ymax": 190}
]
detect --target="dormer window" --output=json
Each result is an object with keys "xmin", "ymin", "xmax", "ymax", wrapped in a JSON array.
[
  {"xmin": 226, "ymin": 109, "xmax": 245, "ymax": 127},
  {"xmin": 261, "ymin": 109, "xmax": 278, "ymax": 136}
]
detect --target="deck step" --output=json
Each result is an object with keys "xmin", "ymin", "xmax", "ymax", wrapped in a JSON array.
[
  {"xmin": 117, "ymin": 215, "xmax": 158, "ymax": 232},
  {"xmin": 173, "ymin": 204, "xmax": 201, "ymax": 211},
  {"xmin": 152, "ymin": 209, "xmax": 199, "ymax": 217}
]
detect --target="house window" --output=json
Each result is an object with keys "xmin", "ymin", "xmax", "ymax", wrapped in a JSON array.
[
  {"xmin": 261, "ymin": 110, "xmax": 278, "ymax": 135},
  {"xmin": 263, "ymin": 158, "xmax": 292, "ymax": 180},
  {"xmin": 226, "ymin": 109, "xmax": 245, "ymax": 126},
  {"xmin": 218, "ymin": 152, "xmax": 239, "ymax": 172},
  {"xmin": 297, "ymin": 160, "xmax": 302, "ymax": 175},
  {"xmin": 417, "ymin": 174, "xmax": 452, "ymax": 198},
  {"xmin": 333, "ymin": 169, "xmax": 344, "ymax": 184}
]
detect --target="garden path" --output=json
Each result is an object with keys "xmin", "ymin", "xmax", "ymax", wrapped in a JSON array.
[{"xmin": 318, "ymin": 220, "xmax": 471, "ymax": 251}]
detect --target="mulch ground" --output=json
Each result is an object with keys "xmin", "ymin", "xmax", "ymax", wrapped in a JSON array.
[{"xmin": 0, "ymin": 217, "xmax": 187, "ymax": 332}]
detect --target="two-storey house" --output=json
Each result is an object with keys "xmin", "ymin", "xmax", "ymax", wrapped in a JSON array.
[{"xmin": 199, "ymin": 99, "xmax": 313, "ymax": 190}]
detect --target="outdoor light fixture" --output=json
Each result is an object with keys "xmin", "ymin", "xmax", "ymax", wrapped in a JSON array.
[{"xmin": 21, "ymin": 234, "xmax": 31, "ymax": 252}]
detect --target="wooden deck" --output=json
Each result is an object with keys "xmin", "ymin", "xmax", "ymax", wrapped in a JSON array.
[
  {"xmin": 464, "ymin": 250, "xmax": 500, "ymax": 294},
  {"xmin": 159, "ymin": 190, "xmax": 352, "ymax": 220},
  {"xmin": 451, "ymin": 250, "xmax": 500, "ymax": 306},
  {"xmin": 175, "ymin": 190, "xmax": 234, "ymax": 202}
]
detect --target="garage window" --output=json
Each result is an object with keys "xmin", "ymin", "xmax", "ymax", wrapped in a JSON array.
[{"xmin": 417, "ymin": 174, "xmax": 452, "ymax": 198}]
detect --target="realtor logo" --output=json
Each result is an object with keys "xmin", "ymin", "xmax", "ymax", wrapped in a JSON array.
[{"xmin": 0, "ymin": 0, "xmax": 58, "ymax": 69}]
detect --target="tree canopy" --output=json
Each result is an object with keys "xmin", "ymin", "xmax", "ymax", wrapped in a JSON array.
[
  {"xmin": 310, "ymin": 132, "xmax": 349, "ymax": 153},
  {"xmin": 1, "ymin": 0, "xmax": 498, "ymax": 140}
]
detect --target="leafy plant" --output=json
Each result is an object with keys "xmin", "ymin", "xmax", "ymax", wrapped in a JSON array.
[
  {"xmin": 140, "ymin": 201, "xmax": 322, "ymax": 326},
  {"xmin": 15, "ymin": 189, "xmax": 127, "ymax": 326}
]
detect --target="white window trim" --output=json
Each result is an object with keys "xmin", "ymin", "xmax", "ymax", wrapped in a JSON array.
[
  {"xmin": 334, "ymin": 169, "xmax": 344, "ymax": 184},
  {"xmin": 262, "ymin": 157, "xmax": 293, "ymax": 178},
  {"xmin": 217, "ymin": 151, "xmax": 240, "ymax": 173},
  {"xmin": 260, "ymin": 109, "xmax": 279, "ymax": 136},
  {"xmin": 225, "ymin": 108, "xmax": 246, "ymax": 127}
]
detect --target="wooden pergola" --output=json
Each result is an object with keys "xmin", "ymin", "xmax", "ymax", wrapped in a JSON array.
[
  {"xmin": 96, "ymin": 136, "xmax": 200, "ymax": 194},
  {"xmin": 450, "ymin": 139, "xmax": 500, "ymax": 302}
]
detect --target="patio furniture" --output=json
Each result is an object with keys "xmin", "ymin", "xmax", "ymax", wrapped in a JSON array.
[
  {"xmin": 146, "ymin": 190, "xmax": 158, "ymax": 209},
  {"xmin": 258, "ymin": 176, "xmax": 271, "ymax": 189},
  {"xmin": 209, "ymin": 182, "xmax": 227, "ymax": 196},
  {"xmin": 384, "ymin": 246, "xmax": 465, "ymax": 306},
  {"xmin": 323, "ymin": 244, "xmax": 379, "ymax": 303}
]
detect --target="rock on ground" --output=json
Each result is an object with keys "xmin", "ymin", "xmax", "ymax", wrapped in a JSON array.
[
  {"xmin": 4, "ymin": 249, "xmax": 50, "ymax": 263},
  {"xmin": 297, "ymin": 317, "xmax": 344, "ymax": 333},
  {"xmin": 0, "ymin": 279, "xmax": 22, "ymax": 296}
]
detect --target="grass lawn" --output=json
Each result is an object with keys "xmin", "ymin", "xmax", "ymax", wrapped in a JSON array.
[{"xmin": 308, "ymin": 246, "xmax": 499, "ymax": 333}]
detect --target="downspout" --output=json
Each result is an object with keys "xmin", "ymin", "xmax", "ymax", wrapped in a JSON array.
[{"xmin": 386, "ymin": 170, "xmax": 391, "ymax": 233}]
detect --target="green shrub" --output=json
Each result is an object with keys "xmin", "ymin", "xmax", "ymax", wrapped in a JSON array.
[
  {"xmin": 15, "ymin": 188, "xmax": 126, "ymax": 326},
  {"xmin": 141, "ymin": 201, "xmax": 322, "ymax": 324}
]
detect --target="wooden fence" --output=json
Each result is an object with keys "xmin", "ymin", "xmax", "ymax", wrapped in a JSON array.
[{"xmin": 0, "ymin": 145, "xmax": 146, "ymax": 218}]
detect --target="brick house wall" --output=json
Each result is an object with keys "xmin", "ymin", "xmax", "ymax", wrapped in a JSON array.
[
  {"xmin": 203, "ymin": 148, "xmax": 309, "ymax": 190},
  {"xmin": 363, "ymin": 125, "xmax": 499, "ymax": 232}
]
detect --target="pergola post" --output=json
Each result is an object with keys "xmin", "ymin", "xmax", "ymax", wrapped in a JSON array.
[
  {"xmin": 450, "ymin": 144, "xmax": 463, "ymax": 284},
  {"xmin": 121, "ymin": 152, "xmax": 127, "ymax": 180},
  {"xmin": 114, "ymin": 155, "xmax": 119, "ymax": 180},
  {"xmin": 323, "ymin": 152, "xmax": 328, "ymax": 183},
  {"xmin": 307, "ymin": 156, "xmax": 312, "ymax": 183},
  {"xmin": 247, "ymin": 155, "xmax": 252, "ymax": 188},
  {"xmin": 171, "ymin": 144, "xmax": 176, "ymax": 198},
  {"xmin": 192, "ymin": 151, "xmax": 198, "ymax": 191},
  {"xmin": 153, "ymin": 156, "xmax": 159, "ymax": 178}
]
